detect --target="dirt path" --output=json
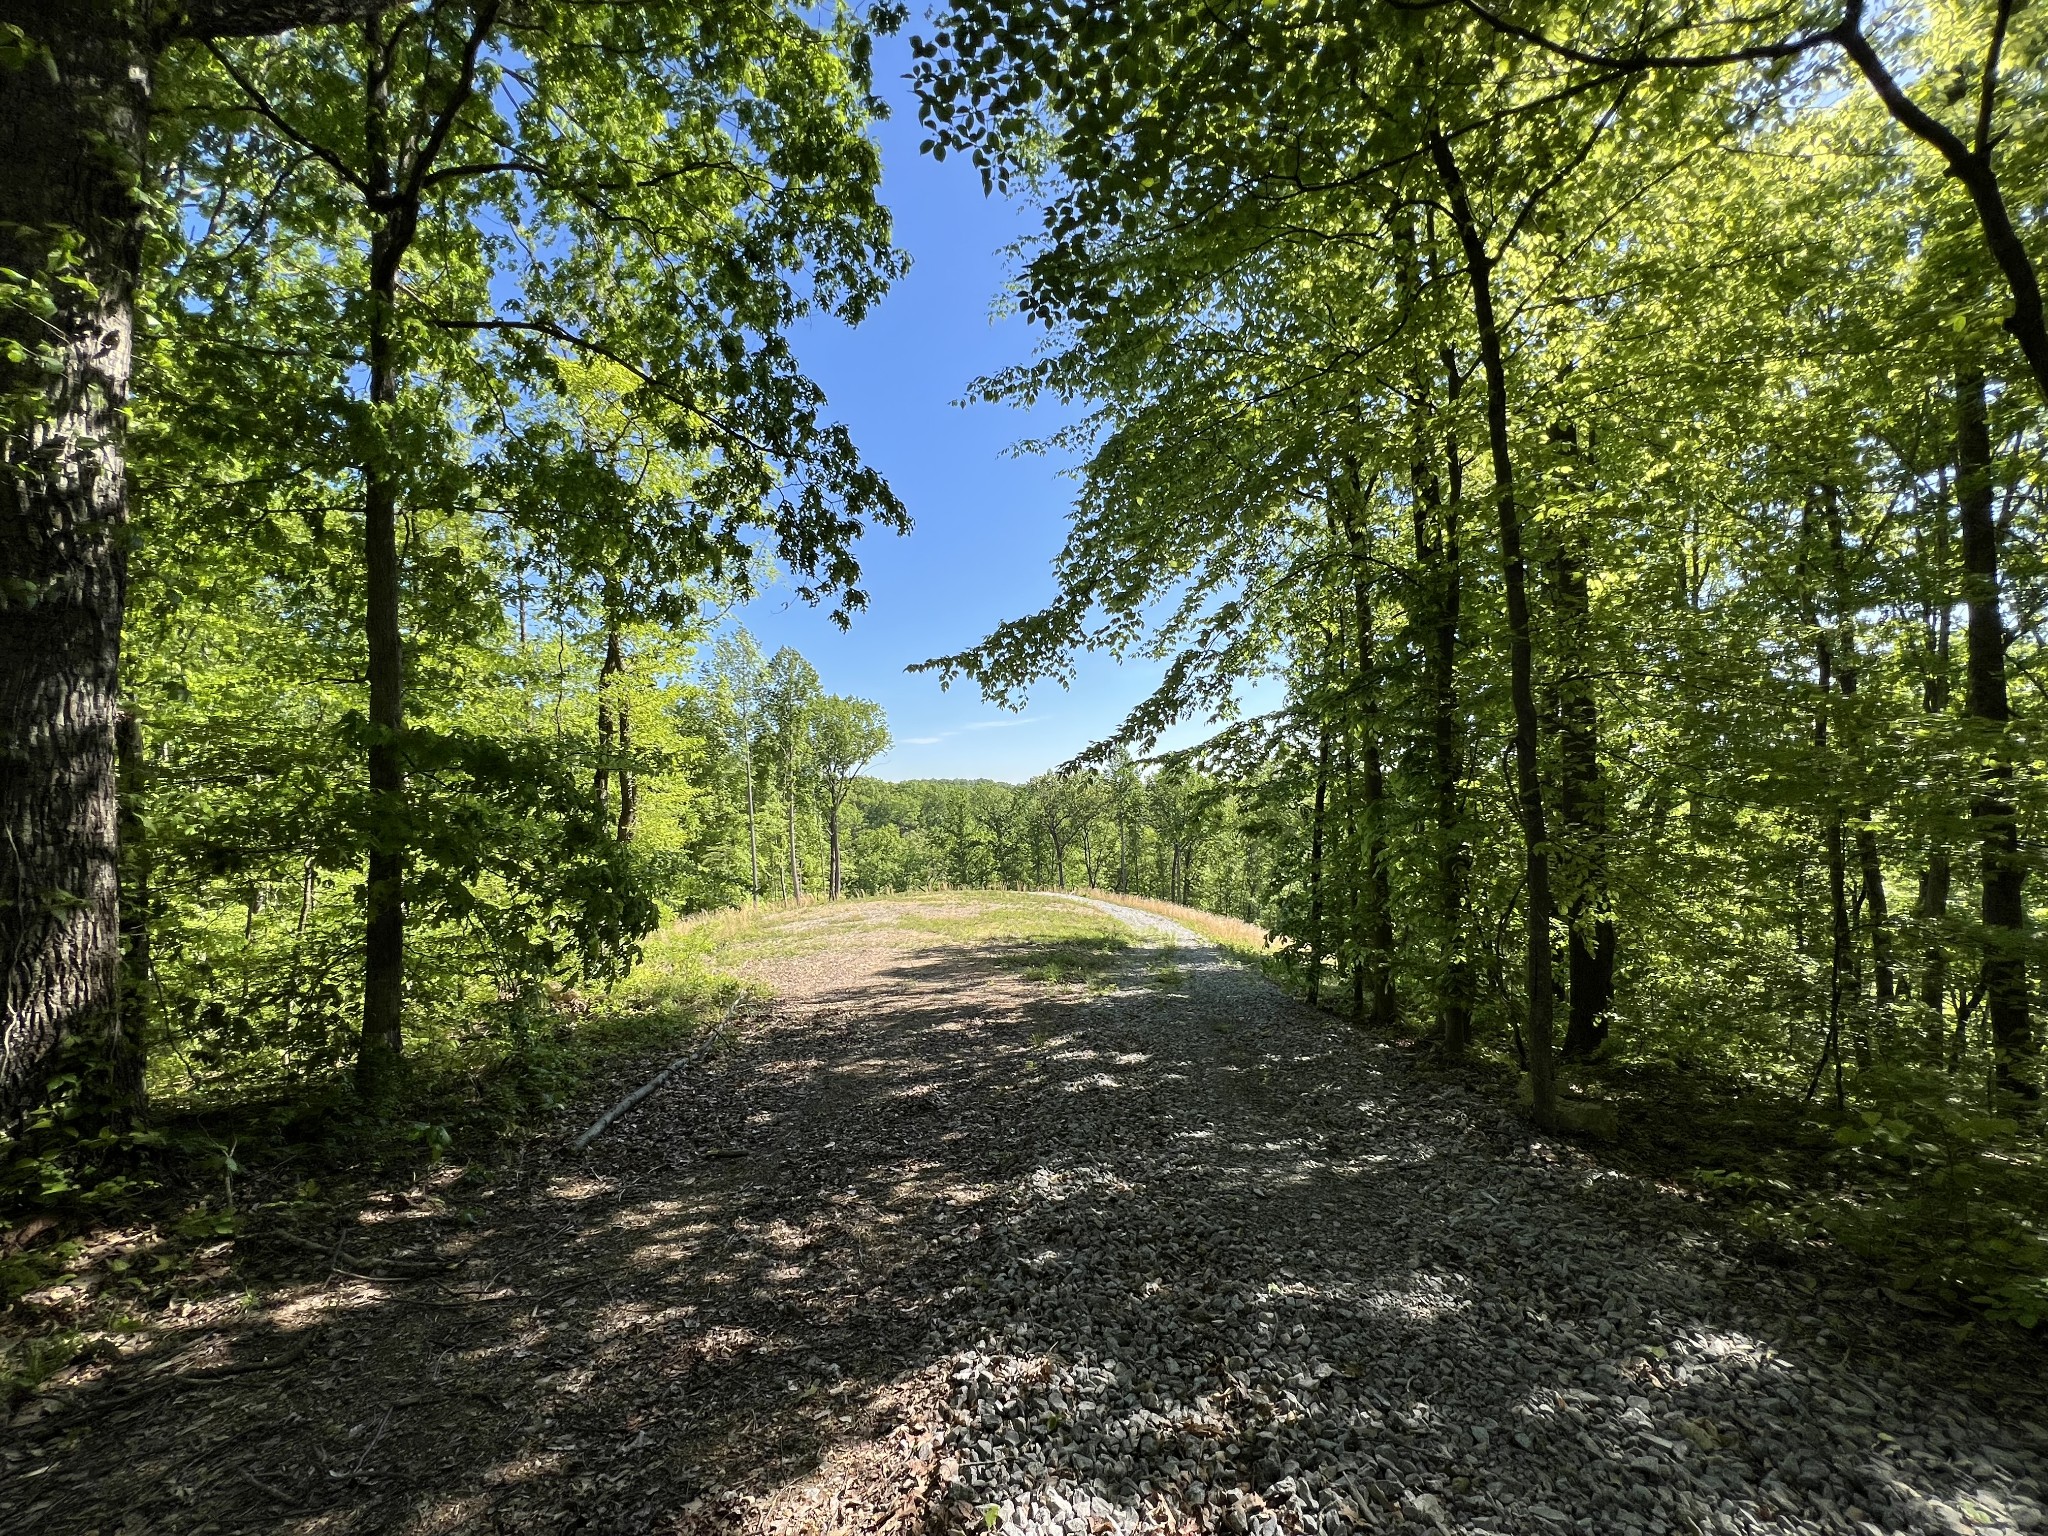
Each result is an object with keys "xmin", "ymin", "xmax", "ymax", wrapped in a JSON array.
[{"xmin": 6, "ymin": 894, "xmax": 2045, "ymax": 1536}]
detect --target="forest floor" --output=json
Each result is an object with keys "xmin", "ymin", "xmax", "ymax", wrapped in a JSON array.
[{"xmin": 5, "ymin": 891, "xmax": 2047, "ymax": 1536}]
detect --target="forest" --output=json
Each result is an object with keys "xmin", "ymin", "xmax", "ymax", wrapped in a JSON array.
[{"xmin": 5, "ymin": 0, "xmax": 2048, "ymax": 1458}]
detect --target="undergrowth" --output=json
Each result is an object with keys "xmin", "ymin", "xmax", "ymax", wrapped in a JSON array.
[{"xmin": 0, "ymin": 904, "xmax": 767, "ymax": 1339}]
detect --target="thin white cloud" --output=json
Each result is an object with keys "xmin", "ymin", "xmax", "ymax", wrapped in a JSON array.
[{"xmin": 897, "ymin": 716, "xmax": 1036, "ymax": 748}]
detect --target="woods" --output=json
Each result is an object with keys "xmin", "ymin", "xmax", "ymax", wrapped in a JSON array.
[
  {"xmin": 7, "ymin": 0, "xmax": 2048, "ymax": 1353},
  {"xmin": 3, "ymin": 0, "xmax": 908, "ymax": 1134},
  {"xmin": 907, "ymin": 1, "xmax": 2048, "ymax": 1313},
  {"xmin": 9, "ymin": 5, "xmax": 2048, "ymax": 1528}
]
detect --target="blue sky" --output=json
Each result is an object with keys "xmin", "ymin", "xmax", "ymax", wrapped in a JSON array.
[{"xmin": 718, "ymin": 31, "xmax": 1271, "ymax": 784}]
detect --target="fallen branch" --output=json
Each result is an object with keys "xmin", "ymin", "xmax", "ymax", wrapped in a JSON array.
[
  {"xmin": 270, "ymin": 1231, "xmax": 456, "ymax": 1277},
  {"xmin": 566, "ymin": 1002, "xmax": 748, "ymax": 1154},
  {"xmin": 569, "ymin": 1052, "xmax": 696, "ymax": 1153},
  {"xmin": 19, "ymin": 1338, "xmax": 313, "ymax": 1435}
]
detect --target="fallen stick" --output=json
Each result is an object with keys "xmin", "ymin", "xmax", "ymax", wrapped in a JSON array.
[
  {"xmin": 569, "ymin": 1056, "xmax": 689, "ymax": 1152},
  {"xmin": 566, "ymin": 1004, "xmax": 745, "ymax": 1154},
  {"xmin": 20, "ymin": 1338, "xmax": 313, "ymax": 1434}
]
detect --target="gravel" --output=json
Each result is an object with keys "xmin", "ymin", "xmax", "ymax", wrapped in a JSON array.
[
  {"xmin": 913, "ymin": 895, "xmax": 2048, "ymax": 1536},
  {"xmin": 12, "ymin": 893, "xmax": 2040, "ymax": 1536}
]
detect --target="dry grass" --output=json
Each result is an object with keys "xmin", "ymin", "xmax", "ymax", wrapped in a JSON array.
[{"xmin": 1061, "ymin": 889, "xmax": 1275, "ymax": 964}]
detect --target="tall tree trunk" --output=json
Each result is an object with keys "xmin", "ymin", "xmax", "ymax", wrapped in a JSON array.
[
  {"xmin": 1801, "ymin": 496, "xmax": 1854, "ymax": 1100},
  {"xmin": 1956, "ymin": 367, "xmax": 2035, "ymax": 1100},
  {"xmin": 1422, "ymin": 366, "xmax": 1473, "ymax": 1053},
  {"xmin": 1918, "ymin": 484, "xmax": 1953, "ymax": 1058},
  {"xmin": 1552, "ymin": 525, "xmax": 1617, "ymax": 1060},
  {"xmin": 0, "ymin": 0, "xmax": 149, "ymax": 1127},
  {"xmin": 1306, "ymin": 722, "xmax": 1331, "ymax": 1009},
  {"xmin": 1434, "ymin": 132, "xmax": 1558, "ymax": 1121},
  {"xmin": 1823, "ymin": 489, "xmax": 1894, "ymax": 1021},
  {"xmin": 592, "ymin": 625, "xmax": 622, "ymax": 813},
  {"xmin": 357, "ymin": 17, "xmax": 411, "ymax": 1093},
  {"xmin": 828, "ymin": 799, "xmax": 841, "ymax": 899},
  {"xmin": 615, "ymin": 692, "xmax": 636, "ymax": 844},
  {"xmin": 787, "ymin": 779, "xmax": 802, "ymax": 904},
  {"xmin": 1336, "ymin": 477, "xmax": 1396, "ymax": 1030},
  {"xmin": 745, "ymin": 750, "xmax": 760, "ymax": 901}
]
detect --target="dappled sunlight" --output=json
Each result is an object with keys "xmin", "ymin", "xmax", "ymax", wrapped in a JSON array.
[{"xmin": 11, "ymin": 896, "xmax": 2043, "ymax": 1536}]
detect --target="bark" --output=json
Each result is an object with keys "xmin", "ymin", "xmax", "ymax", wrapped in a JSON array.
[
  {"xmin": 356, "ymin": 11, "xmax": 411, "ymax": 1093},
  {"xmin": 1433, "ymin": 131, "xmax": 1558, "ymax": 1120},
  {"xmin": 614, "ymin": 692, "xmax": 636, "ymax": 845},
  {"xmin": 0, "ymin": 0, "xmax": 147, "ymax": 1126},
  {"xmin": 1422, "ymin": 365, "xmax": 1473, "ymax": 1053},
  {"xmin": 827, "ymin": 799, "xmax": 842, "ymax": 899},
  {"xmin": 593, "ymin": 624, "xmax": 623, "ymax": 813},
  {"xmin": 1955, "ymin": 366, "xmax": 2035, "ymax": 1099},
  {"xmin": 1918, "ymin": 475, "xmax": 1954, "ymax": 1058},
  {"xmin": 1549, "ymin": 456, "xmax": 1616, "ymax": 1060},
  {"xmin": 1337, "ymin": 474, "xmax": 1396, "ymax": 1029},
  {"xmin": 1305, "ymin": 722, "xmax": 1331, "ymax": 1009}
]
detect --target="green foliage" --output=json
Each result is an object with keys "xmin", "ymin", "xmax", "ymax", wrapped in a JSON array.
[
  {"xmin": 904, "ymin": 0, "xmax": 2048, "ymax": 1319},
  {"xmin": 1820, "ymin": 1083, "xmax": 2048, "ymax": 1326}
]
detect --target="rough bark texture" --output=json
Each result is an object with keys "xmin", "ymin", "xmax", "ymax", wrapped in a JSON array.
[
  {"xmin": 356, "ymin": 12, "xmax": 410, "ymax": 1092},
  {"xmin": 1305, "ymin": 722, "xmax": 1330, "ymax": 1010},
  {"xmin": 1955, "ymin": 367, "xmax": 2034, "ymax": 1099},
  {"xmin": 0, "ymin": 0, "xmax": 149, "ymax": 1127},
  {"xmin": 1918, "ymin": 479, "xmax": 1953, "ymax": 1058},
  {"xmin": 1433, "ymin": 131, "xmax": 1557, "ymax": 1121},
  {"xmin": 1552, "ymin": 526, "xmax": 1616, "ymax": 1061}
]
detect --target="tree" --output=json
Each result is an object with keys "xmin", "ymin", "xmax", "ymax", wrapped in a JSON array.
[
  {"xmin": 762, "ymin": 648, "xmax": 821, "ymax": 904},
  {"xmin": 808, "ymin": 696, "xmax": 890, "ymax": 899},
  {"xmin": 707, "ymin": 630, "xmax": 771, "ymax": 902},
  {"xmin": 0, "ymin": 0, "xmax": 432, "ymax": 1128},
  {"xmin": 157, "ymin": 0, "xmax": 903, "ymax": 1093}
]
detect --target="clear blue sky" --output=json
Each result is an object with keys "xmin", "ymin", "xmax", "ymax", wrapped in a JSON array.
[{"xmin": 718, "ymin": 31, "xmax": 1271, "ymax": 784}]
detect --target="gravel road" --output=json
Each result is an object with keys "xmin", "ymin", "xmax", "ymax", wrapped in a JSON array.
[
  {"xmin": 910, "ymin": 895, "xmax": 2047, "ymax": 1536},
  {"xmin": 10, "ymin": 892, "xmax": 2043, "ymax": 1536}
]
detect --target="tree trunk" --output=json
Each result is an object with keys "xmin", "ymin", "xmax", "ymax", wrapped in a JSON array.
[
  {"xmin": 0, "ymin": 0, "xmax": 149, "ymax": 1127},
  {"xmin": 356, "ymin": 17, "xmax": 411, "ymax": 1094},
  {"xmin": 1338, "ymin": 481, "xmax": 1396, "ymax": 1031},
  {"xmin": 1822, "ymin": 488, "xmax": 1893, "ymax": 1024},
  {"xmin": 1306, "ymin": 722, "xmax": 1331, "ymax": 1008},
  {"xmin": 615, "ymin": 691, "xmax": 636, "ymax": 844},
  {"xmin": 828, "ymin": 799, "xmax": 841, "ymax": 899},
  {"xmin": 593, "ymin": 625, "xmax": 622, "ymax": 812},
  {"xmin": 1918, "ymin": 489, "xmax": 1953, "ymax": 1058},
  {"xmin": 745, "ymin": 750, "xmax": 760, "ymax": 901},
  {"xmin": 1956, "ymin": 366, "xmax": 2034, "ymax": 1100},
  {"xmin": 787, "ymin": 780, "xmax": 802, "ymax": 904},
  {"xmin": 1434, "ymin": 131, "xmax": 1558, "ymax": 1121},
  {"xmin": 1552, "ymin": 527, "xmax": 1617, "ymax": 1060},
  {"xmin": 1423, "ymin": 371, "xmax": 1473, "ymax": 1053}
]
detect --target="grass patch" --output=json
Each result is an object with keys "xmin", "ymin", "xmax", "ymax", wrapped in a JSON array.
[
  {"xmin": 1019, "ymin": 936, "xmax": 1131, "ymax": 987},
  {"xmin": 1067, "ymin": 888, "xmax": 1275, "ymax": 971},
  {"xmin": 881, "ymin": 891, "xmax": 1136, "ymax": 988}
]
